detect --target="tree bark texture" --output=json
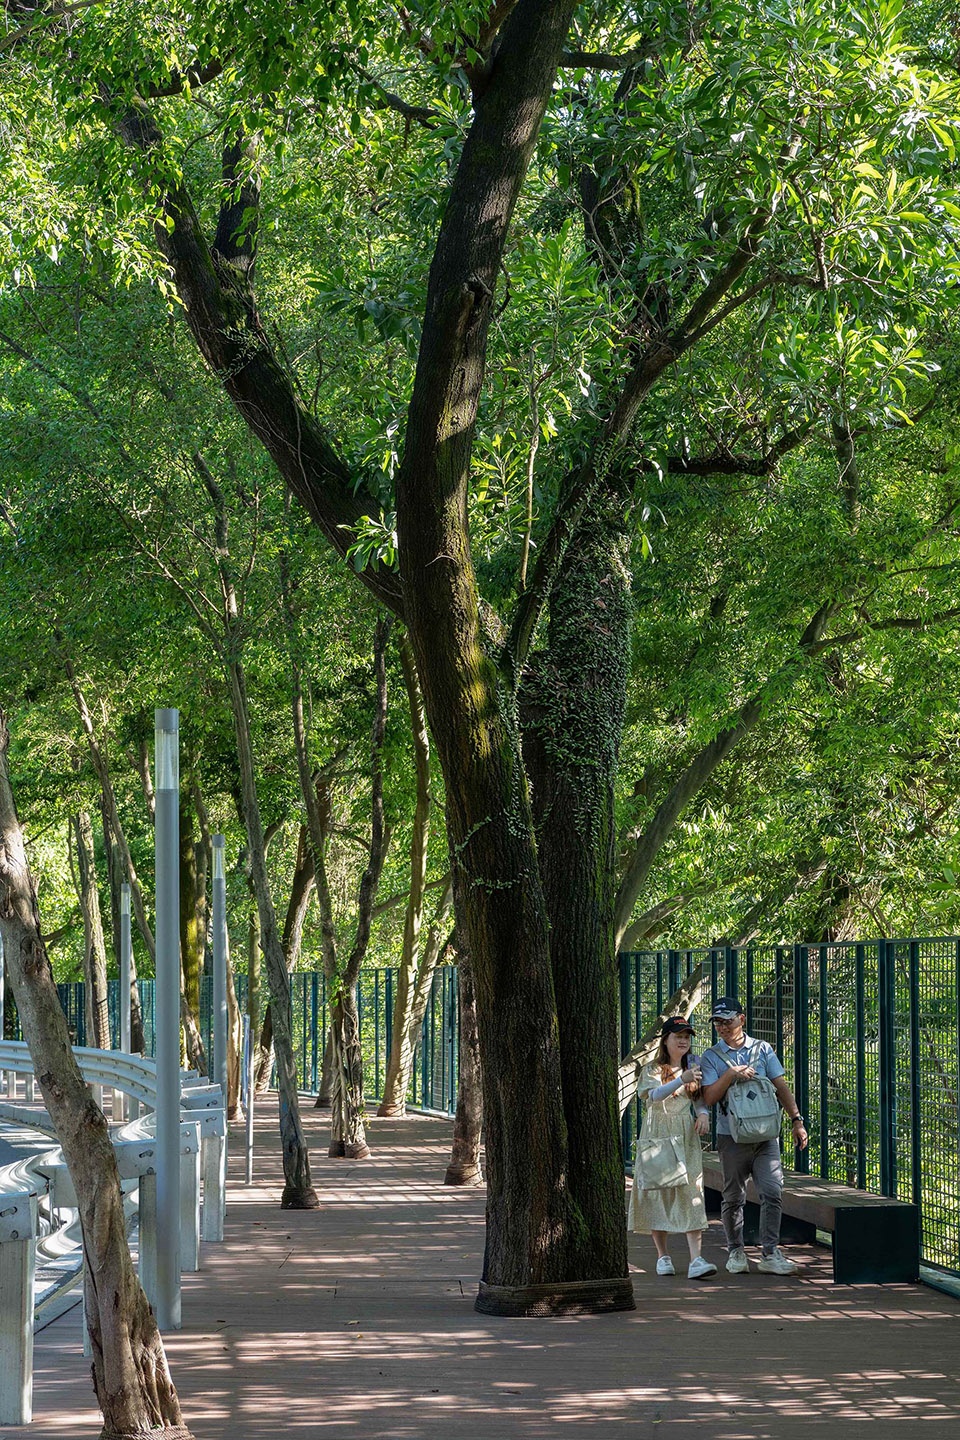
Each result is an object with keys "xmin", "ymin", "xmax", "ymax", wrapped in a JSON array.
[
  {"xmin": 394, "ymin": 0, "xmax": 633, "ymax": 1315},
  {"xmin": 521, "ymin": 508, "xmax": 632, "ymax": 1281},
  {"xmin": 228, "ymin": 657, "xmax": 318, "ymax": 1206},
  {"xmin": 0, "ymin": 714, "xmax": 193, "ymax": 1440},
  {"xmin": 445, "ymin": 946, "xmax": 483, "ymax": 1186},
  {"xmin": 71, "ymin": 809, "xmax": 111, "ymax": 1050}
]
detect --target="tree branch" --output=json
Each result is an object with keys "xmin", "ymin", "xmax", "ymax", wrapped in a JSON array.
[{"xmin": 114, "ymin": 101, "xmax": 404, "ymax": 616}]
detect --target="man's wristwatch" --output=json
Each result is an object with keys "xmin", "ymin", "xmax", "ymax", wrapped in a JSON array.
[{"xmin": 788, "ymin": 1114, "xmax": 804, "ymax": 1125}]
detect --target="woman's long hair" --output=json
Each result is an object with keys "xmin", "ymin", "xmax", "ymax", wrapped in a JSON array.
[{"xmin": 657, "ymin": 1032, "xmax": 700, "ymax": 1094}]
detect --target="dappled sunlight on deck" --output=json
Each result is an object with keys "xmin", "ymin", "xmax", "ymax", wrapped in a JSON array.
[{"xmin": 4, "ymin": 1107, "xmax": 959, "ymax": 1439}]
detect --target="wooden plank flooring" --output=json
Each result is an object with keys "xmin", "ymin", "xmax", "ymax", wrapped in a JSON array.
[{"xmin": 3, "ymin": 1104, "xmax": 959, "ymax": 1439}]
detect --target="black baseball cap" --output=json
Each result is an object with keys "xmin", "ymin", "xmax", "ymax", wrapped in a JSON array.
[
  {"xmin": 709, "ymin": 996, "xmax": 745, "ymax": 1022},
  {"xmin": 661, "ymin": 1015, "xmax": 696, "ymax": 1036}
]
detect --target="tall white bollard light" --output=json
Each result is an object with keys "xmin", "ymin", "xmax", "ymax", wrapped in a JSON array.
[
  {"xmin": 154, "ymin": 708, "xmax": 181, "ymax": 1330},
  {"xmin": 115, "ymin": 883, "xmax": 132, "ymax": 1121},
  {"xmin": 120, "ymin": 884, "xmax": 132, "ymax": 1054},
  {"xmin": 211, "ymin": 835, "xmax": 228, "ymax": 1107}
]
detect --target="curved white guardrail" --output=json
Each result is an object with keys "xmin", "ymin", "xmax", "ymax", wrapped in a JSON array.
[{"xmin": 0, "ymin": 1042, "xmax": 226, "ymax": 1425}]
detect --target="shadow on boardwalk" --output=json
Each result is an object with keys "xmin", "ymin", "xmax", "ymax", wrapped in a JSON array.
[{"xmin": 5, "ymin": 1107, "xmax": 960, "ymax": 1439}]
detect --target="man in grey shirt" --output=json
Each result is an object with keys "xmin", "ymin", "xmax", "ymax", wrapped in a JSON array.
[{"xmin": 699, "ymin": 997, "xmax": 809, "ymax": 1276}]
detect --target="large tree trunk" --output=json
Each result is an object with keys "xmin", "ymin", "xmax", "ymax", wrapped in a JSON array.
[
  {"xmin": 227, "ymin": 655, "xmax": 317, "ymax": 1206},
  {"xmin": 71, "ymin": 809, "xmax": 111, "ymax": 1050},
  {"xmin": 522, "ymin": 507, "xmax": 631, "ymax": 1281},
  {"xmin": 445, "ymin": 947, "xmax": 483, "ymax": 1186},
  {"xmin": 0, "ymin": 714, "xmax": 193, "ymax": 1440},
  {"xmin": 395, "ymin": 2, "xmax": 634, "ymax": 1315}
]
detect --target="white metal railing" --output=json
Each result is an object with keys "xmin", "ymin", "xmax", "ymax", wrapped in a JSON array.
[{"xmin": 0, "ymin": 1043, "xmax": 226, "ymax": 1424}]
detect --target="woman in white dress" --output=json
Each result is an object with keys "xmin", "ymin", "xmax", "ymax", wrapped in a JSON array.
[{"xmin": 628, "ymin": 1015, "xmax": 717, "ymax": 1279}]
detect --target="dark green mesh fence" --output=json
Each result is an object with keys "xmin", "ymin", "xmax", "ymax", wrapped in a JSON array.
[{"xmin": 620, "ymin": 940, "xmax": 960, "ymax": 1276}]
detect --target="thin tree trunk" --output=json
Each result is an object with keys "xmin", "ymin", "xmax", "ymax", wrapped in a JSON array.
[
  {"xmin": 63, "ymin": 655, "xmax": 156, "ymax": 964},
  {"xmin": 179, "ymin": 797, "xmax": 206, "ymax": 1072},
  {"xmin": 315, "ymin": 1026, "xmax": 333, "ymax": 1108},
  {"xmin": 193, "ymin": 772, "xmax": 240, "ymax": 1110},
  {"xmin": 380, "ymin": 888, "xmax": 453, "ymax": 1115},
  {"xmin": 0, "ymin": 713, "xmax": 194, "ymax": 1440},
  {"xmin": 379, "ymin": 631, "xmax": 433, "ymax": 1116},
  {"xmin": 256, "ymin": 823, "xmax": 314, "ymax": 1092},
  {"xmin": 229, "ymin": 654, "xmax": 317, "ymax": 1204},
  {"xmin": 329, "ymin": 616, "xmax": 393, "ymax": 1158},
  {"xmin": 445, "ymin": 948, "xmax": 483, "ymax": 1186},
  {"xmin": 71, "ymin": 810, "xmax": 111, "ymax": 1050},
  {"xmin": 98, "ymin": 777, "xmax": 145, "ymax": 1053}
]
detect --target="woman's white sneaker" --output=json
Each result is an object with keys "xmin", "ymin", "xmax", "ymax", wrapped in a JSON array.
[
  {"xmin": 687, "ymin": 1256, "xmax": 717, "ymax": 1280},
  {"xmin": 655, "ymin": 1255, "xmax": 676, "ymax": 1276}
]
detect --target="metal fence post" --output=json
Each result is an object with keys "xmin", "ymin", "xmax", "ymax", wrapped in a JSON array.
[
  {"xmin": 819, "ymin": 943, "xmax": 829, "ymax": 1180},
  {"xmin": 855, "ymin": 942, "xmax": 866, "ymax": 1189},
  {"xmin": 908, "ymin": 939, "xmax": 922, "ymax": 1209},
  {"xmin": 619, "ymin": 953, "xmax": 633, "ymax": 1164},
  {"xmin": 724, "ymin": 944, "xmax": 737, "ymax": 999},
  {"xmin": 667, "ymin": 948, "xmax": 680, "ymax": 999},
  {"xmin": 793, "ymin": 943, "xmax": 810, "ymax": 1174},
  {"xmin": 878, "ymin": 937, "xmax": 896, "ymax": 1197}
]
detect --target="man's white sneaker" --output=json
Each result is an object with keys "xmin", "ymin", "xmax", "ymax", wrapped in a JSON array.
[
  {"xmin": 757, "ymin": 1247, "xmax": 799, "ymax": 1275},
  {"xmin": 655, "ymin": 1255, "xmax": 676, "ymax": 1276},
  {"xmin": 687, "ymin": 1256, "xmax": 717, "ymax": 1280},
  {"xmin": 725, "ymin": 1248, "xmax": 749, "ymax": 1274}
]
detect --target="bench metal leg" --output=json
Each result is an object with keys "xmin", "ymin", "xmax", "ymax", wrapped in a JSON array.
[{"xmin": 834, "ymin": 1207, "xmax": 921, "ymax": 1283}]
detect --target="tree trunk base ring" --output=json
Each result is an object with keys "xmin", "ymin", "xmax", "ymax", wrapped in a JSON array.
[
  {"xmin": 328, "ymin": 1139, "xmax": 345, "ymax": 1157},
  {"xmin": 376, "ymin": 1101, "xmax": 404, "ymax": 1117},
  {"xmin": 280, "ymin": 1184, "xmax": 320, "ymax": 1209},
  {"xmin": 444, "ymin": 1163, "xmax": 483, "ymax": 1186},
  {"xmin": 343, "ymin": 1140, "xmax": 371, "ymax": 1159},
  {"xmin": 474, "ymin": 1276, "xmax": 635, "ymax": 1317},
  {"xmin": 101, "ymin": 1426, "xmax": 196, "ymax": 1440}
]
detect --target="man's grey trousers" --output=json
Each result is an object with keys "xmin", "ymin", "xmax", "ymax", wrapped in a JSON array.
[{"xmin": 717, "ymin": 1134, "xmax": 783, "ymax": 1255}]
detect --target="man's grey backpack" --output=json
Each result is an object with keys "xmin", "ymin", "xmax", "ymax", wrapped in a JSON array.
[{"xmin": 716, "ymin": 1042, "xmax": 781, "ymax": 1143}]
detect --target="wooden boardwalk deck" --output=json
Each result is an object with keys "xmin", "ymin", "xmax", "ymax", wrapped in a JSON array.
[{"xmin": 3, "ymin": 1105, "xmax": 960, "ymax": 1439}]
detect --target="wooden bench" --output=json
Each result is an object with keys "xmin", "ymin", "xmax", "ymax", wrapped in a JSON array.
[{"xmin": 701, "ymin": 1152, "xmax": 920, "ymax": 1284}]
